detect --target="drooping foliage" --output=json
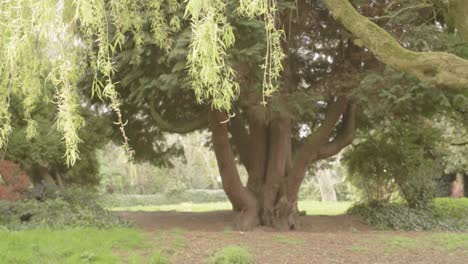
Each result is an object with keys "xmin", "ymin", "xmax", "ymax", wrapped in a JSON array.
[
  {"xmin": 0, "ymin": 0, "xmax": 286, "ymax": 164},
  {"xmin": 1, "ymin": 87, "xmax": 112, "ymax": 188}
]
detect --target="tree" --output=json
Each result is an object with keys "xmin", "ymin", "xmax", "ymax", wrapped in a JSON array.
[
  {"xmin": 111, "ymin": 1, "xmax": 467, "ymax": 229},
  {"xmin": 1, "ymin": 0, "xmax": 467, "ymax": 230}
]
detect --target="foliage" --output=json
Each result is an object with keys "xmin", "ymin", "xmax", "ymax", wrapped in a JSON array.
[
  {"xmin": 343, "ymin": 121, "xmax": 443, "ymax": 208},
  {"xmin": 185, "ymin": 0, "xmax": 238, "ymax": 111},
  {"xmin": 211, "ymin": 246, "xmax": 253, "ymax": 264},
  {"xmin": 0, "ymin": 188, "xmax": 132, "ymax": 230},
  {"xmin": 0, "ymin": 228, "xmax": 146, "ymax": 264},
  {"xmin": 298, "ymin": 178, "xmax": 321, "ymax": 201},
  {"xmin": 0, "ymin": 0, "xmax": 287, "ymax": 163},
  {"xmin": 97, "ymin": 133, "xmax": 221, "ymax": 195},
  {"xmin": 237, "ymin": 0, "xmax": 285, "ymax": 102},
  {"xmin": 3, "ymin": 98, "xmax": 112, "ymax": 187},
  {"xmin": 348, "ymin": 198, "xmax": 468, "ymax": 231}
]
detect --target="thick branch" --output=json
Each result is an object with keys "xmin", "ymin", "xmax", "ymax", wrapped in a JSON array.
[
  {"xmin": 317, "ymin": 104, "xmax": 356, "ymax": 160},
  {"xmin": 246, "ymin": 106, "xmax": 269, "ymax": 195},
  {"xmin": 263, "ymin": 117, "xmax": 291, "ymax": 214},
  {"xmin": 324, "ymin": 0, "xmax": 468, "ymax": 90},
  {"xmin": 287, "ymin": 97, "xmax": 349, "ymax": 202},
  {"xmin": 228, "ymin": 114, "xmax": 250, "ymax": 169},
  {"xmin": 210, "ymin": 109, "xmax": 258, "ymax": 230},
  {"xmin": 149, "ymin": 98, "xmax": 208, "ymax": 133},
  {"xmin": 294, "ymin": 96, "xmax": 348, "ymax": 162}
]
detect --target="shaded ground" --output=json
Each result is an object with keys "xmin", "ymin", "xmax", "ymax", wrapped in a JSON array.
[{"xmin": 116, "ymin": 211, "xmax": 468, "ymax": 264}]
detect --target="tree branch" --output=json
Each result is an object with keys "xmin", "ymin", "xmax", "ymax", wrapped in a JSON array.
[
  {"xmin": 324, "ymin": 0, "xmax": 468, "ymax": 90},
  {"xmin": 209, "ymin": 110, "xmax": 259, "ymax": 230},
  {"xmin": 294, "ymin": 96, "xmax": 349, "ymax": 162},
  {"xmin": 149, "ymin": 97, "xmax": 208, "ymax": 134},
  {"xmin": 450, "ymin": 141, "xmax": 468, "ymax": 146},
  {"xmin": 317, "ymin": 104, "xmax": 356, "ymax": 159},
  {"xmin": 228, "ymin": 114, "xmax": 250, "ymax": 168},
  {"xmin": 286, "ymin": 97, "xmax": 349, "ymax": 202}
]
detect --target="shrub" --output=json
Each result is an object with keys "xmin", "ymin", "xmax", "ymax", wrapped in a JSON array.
[
  {"xmin": 0, "ymin": 160, "xmax": 31, "ymax": 201},
  {"xmin": 348, "ymin": 198, "xmax": 468, "ymax": 231},
  {"xmin": 211, "ymin": 246, "xmax": 253, "ymax": 264},
  {"xmin": 343, "ymin": 122, "xmax": 442, "ymax": 208},
  {"xmin": 0, "ymin": 188, "xmax": 132, "ymax": 230}
]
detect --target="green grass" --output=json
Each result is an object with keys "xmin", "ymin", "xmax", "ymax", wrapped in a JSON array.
[
  {"xmin": 211, "ymin": 246, "xmax": 253, "ymax": 264},
  {"xmin": 111, "ymin": 201, "xmax": 232, "ymax": 212},
  {"xmin": 384, "ymin": 233, "xmax": 468, "ymax": 252},
  {"xmin": 111, "ymin": 200, "xmax": 353, "ymax": 215},
  {"xmin": 0, "ymin": 228, "xmax": 149, "ymax": 263}
]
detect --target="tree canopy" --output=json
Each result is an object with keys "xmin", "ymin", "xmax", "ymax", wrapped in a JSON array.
[{"xmin": 1, "ymin": 0, "xmax": 467, "ymax": 165}]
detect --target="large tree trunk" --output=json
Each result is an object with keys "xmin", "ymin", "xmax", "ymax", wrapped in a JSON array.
[
  {"xmin": 210, "ymin": 110, "xmax": 259, "ymax": 230},
  {"xmin": 211, "ymin": 98, "xmax": 356, "ymax": 230}
]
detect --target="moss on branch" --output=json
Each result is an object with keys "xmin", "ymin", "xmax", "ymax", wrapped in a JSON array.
[{"xmin": 324, "ymin": 0, "xmax": 468, "ymax": 90}]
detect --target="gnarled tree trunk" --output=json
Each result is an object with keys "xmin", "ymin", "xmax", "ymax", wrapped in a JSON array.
[{"xmin": 209, "ymin": 98, "xmax": 356, "ymax": 230}]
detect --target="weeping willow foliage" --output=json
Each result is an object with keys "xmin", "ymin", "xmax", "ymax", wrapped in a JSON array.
[
  {"xmin": 185, "ymin": 0, "xmax": 239, "ymax": 111},
  {"xmin": 0, "ymin": 0, "xmax": 284, "ymax": 166},
  {"xmin": 0, "ymin": 0, "xmax": 180, "ymax": 165},
  {"xmin": 238, "ymin": 0, "xmax": 285, "ymax": 104}
]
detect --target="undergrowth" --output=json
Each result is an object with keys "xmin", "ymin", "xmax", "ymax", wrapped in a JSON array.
[
  {"xmin": 0, "ymin": 187, "xmax": 132, "ymax": 230},
  {"xmin": 348, "ymin": 198, "xmax": 468, "ymax": 231}
]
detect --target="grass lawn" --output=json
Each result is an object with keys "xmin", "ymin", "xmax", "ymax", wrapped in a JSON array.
[
  {"xmin": 1, "ymin": 199, "xmax": 467, "ymax": 264},
  {"xmin": 110, "ymin": 200, "xmax": 353, "ymax": 215},
  {"xmin": 0, "ymin": 228, "xmax": 166, "ymax": 264}
]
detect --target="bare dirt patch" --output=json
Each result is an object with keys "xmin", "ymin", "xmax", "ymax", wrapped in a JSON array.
[{"xmin": 116, "ymin": 211, "xmax": 468, "ymax": 264}]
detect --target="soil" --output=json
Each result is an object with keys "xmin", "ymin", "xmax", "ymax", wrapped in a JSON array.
[{"xmin": 116, "ymin": 211, "xmax": 468, "ymax": 264}]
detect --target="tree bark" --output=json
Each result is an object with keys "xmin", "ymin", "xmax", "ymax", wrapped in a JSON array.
[{"xmin": 261, "ymin": 117, "xmax": 293, "ymax": 229}]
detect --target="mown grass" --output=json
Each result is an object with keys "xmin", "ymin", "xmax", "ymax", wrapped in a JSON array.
[
  {"xmin": 384, "ymin": 233, "xmax": 468, "ymax": 252},
  {"xmin": 111, "ymin": 200, "xmax": 353, "ymax": 215},
  {"xmin": 0, "ymin": 228, "xmax": 151, "ymax": 264}
]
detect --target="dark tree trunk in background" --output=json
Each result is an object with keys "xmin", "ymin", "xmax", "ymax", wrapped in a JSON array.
[
  {"xmin": 210, "ymin": 98, "xmax": 356, "ymax": 230},
  {"xmin": 451, "ymin": 173, "xmax": 465, "ymax": 198}
]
